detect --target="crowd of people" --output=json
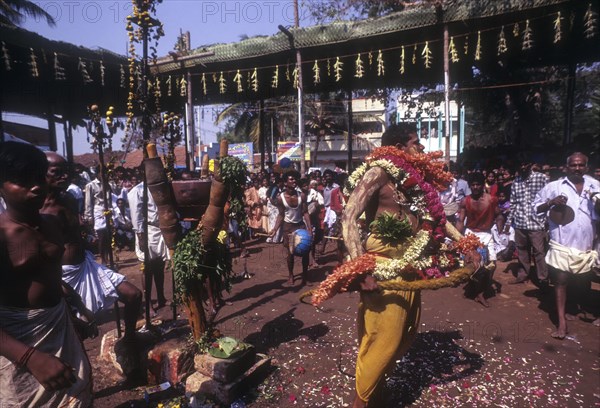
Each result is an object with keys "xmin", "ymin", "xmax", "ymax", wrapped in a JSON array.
[{"xmin": 0, "ymin": 131, "xmax": 598, "ymax": 406}]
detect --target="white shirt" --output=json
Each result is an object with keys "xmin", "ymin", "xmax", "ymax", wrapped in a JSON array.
[
  {"xmin": 127, "ymin": 182, "xmax": 160, "ymax": 233},
  {"xmin": 67, "ymin": 183, "xmax": 83, "ymax": 200},
  {"xmin": 491, "ymin": 224, "xmax": 515, "ymax": 253},
  {"xmin": 307, "ymin": 188, "xmax": 324, "ymax": 206},
  {"xmin": 533, "ymin": 175, "xmax": 599, "ymax": 251},
  {"xmin": 258, "ymin": 186, "xmax": 268, "ymax": 202}
]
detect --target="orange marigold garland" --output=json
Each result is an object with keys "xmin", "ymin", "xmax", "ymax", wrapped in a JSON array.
[
  {"xmin": 311, "ymin": 254, "xmax": 377, "ymax": 306},
  {"xmin": 368, "ymin": 146, "xmax": 453, "ymax": 191},
  {"xmin": 454, "ymin": 233, "xmax": 484, "ymax": 254}
]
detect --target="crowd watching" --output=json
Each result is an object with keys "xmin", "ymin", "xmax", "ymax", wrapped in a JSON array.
[{"xmin": 1, "ymin": 137, "xmax": 599, "ymax": 407}]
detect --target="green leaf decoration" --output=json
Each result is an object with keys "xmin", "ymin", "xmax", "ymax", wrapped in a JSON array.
[{"xmin": 370, "ymin": 211, "xmax": 413, "ymax": 245}]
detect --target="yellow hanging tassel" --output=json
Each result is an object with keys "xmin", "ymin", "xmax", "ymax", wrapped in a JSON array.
[
  {"xmin": 166, "ymin": 75, "xmax": 172, "ymax": 96},
  {"xmin": 313, "ymin": 60, "xmax": 321, "ymax": 83},
  {"xmin": 292, "ymin": 66, "xmax": 299, "ymax": 89},
  {"xmin": 497, "ymin": 26, "xmax": 508, "ymax": 56},
  {"xmin": 399, "ymin": 46, "xmax": 405, "ymax": 74},
  {"xmin": 475, "ymin": 31, "xmax": 482, "ymax": 61},
  {"xmin": 584, "ymin": 3, "xmax": 598, "ymax": 39},
  {"xmin": 355, "ymin": 54, "xmax": 364, "ymax": 78},
  {"xmin": 233, "ymin": 69, "xmax": 243, "ymax": 92},
  {"xmin": 334, "ymin": 56, "xmax": 343, "ymax": 82},
  {"xmin": 54, "ymin": 52, "xmax": 65, "ymax": 80},
  {"xmin": 180, "ymin": 76, "xmax": 187, "ymax": 97},
  {"xmin": 250, "ymin": 68, "xmax": 258, "ymax": 92},
  {"xmin": 218, "ymin": 71, "xmax": 226, "ymax": 94},
  {"xmin": 376, "ymin": 49, "xmax": 385, "ymax": 76},
  {"xmin": 201, "ymin": 73, "xmax": 207, "ymax": 95},
  {"xmin": 522, "ymin": 20, "xmax": 534, "ymax": 51},
  {"xmin": 449, "ymin": 37, "xmax": 459, "ymax": 63},
  {"xmin": 30, "ymin": 48, "xmax": 39, "ymax": 78},
  {"xmin": 271, "ymin": 65, "xmax": 279, "ymax": 88},
  {"xmin": 421, "ymin": 41, "xmax": 432, "ymax": 69},
  {"xmin": 2, "ymin": 42, "xmax": 11, "ymax": 71}
]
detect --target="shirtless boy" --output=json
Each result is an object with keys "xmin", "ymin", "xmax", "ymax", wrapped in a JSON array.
[
  {"xmin": 270, "ymin": 171, "xmax": 313, "ymax": 286},
  {"xmin": 458, "ymin": 172, "xmax": 500, "ymax": 307},
  {"xmin": 0, "ymin": 142, "xmax": 92, "ymax": 406}
]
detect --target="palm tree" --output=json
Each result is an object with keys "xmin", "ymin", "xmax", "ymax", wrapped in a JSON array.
[
  {"xmin": 215, "ymin": 99, "xmax": 294, "ymax": 154},
  {"xmin": 304, "ymin": 95, "xmax": 347, "ymax": 166},
  {"xmin": 1, "ymin": 0, "xmax": 56, "ymax": 27}
]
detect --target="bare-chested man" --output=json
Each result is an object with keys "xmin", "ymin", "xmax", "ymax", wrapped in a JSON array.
[
  {"xmin": 457, "ymin": 172, "xmax": 500, "ymax": 307},
  {"xmin": 41, "ymin": 152, "xmax": 144, "ymax": 381},
  {"xmin": 0, "ymin": 142, "xmax": 92, "ymax": 406},
  {"xmin": 270, "ymin": 171, "xmax": 313, "ymax": 286},
  {"xmin": 341, "ymin": 124, "xmax": 425, "ymax": 408}
]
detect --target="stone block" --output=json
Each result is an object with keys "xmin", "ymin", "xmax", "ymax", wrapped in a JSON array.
[
  {"xmin": 186, "ymin": 354, "xmax": 271, "ymax": 406},
  {"xmin": 147, "ymin": 337, "xmax": 196, "ymax": 385},
  {"xmin": 194, "ymin": 347, "xmax": 256, "ymax": 383}
]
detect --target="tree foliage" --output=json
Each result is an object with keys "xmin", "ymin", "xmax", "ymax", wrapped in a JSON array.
[
  {"xmin": 0, "ymin": 0, "xmax": 55, "ymax": 27},
  {"xmin": 304, "ymin": 0, "xmax": 435, "ymax": 23}
]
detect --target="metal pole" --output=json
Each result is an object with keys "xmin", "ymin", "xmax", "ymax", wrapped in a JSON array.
[
  {"xmin": 96, "ymin": 128, "xmax": 122, "ymax": 337},
  {"xmin": 141, "ymin": 22, "xmax": 152, "ymax": 329},
  {"xmin": 271, "ymin": 117, "xmax": 275, "ymax": 163},
  {"xmin": 293, "ymin": 0, "xmax": 305, "ymax": 175},
  {"xmin": 296, "ymin": 49, "xmax": 305, "ymax": 175},
  {"xmin": 259, "ymin": 99, "xmax": 265, "ymax": 170},
  {"xmin": 186, "ymin": 71, "xmax": 195, "ymax": 169},
  {"xmin": 443, "ymin": 24, "xmax": 451, "ymax": 163},
  {"xmin": 347, "ymin": 87, "xmax": 353, "ymax": 172}
]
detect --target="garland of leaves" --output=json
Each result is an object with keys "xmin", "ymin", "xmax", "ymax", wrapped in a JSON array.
[
  {"xmin": 369, "ymin": 212, "xmax": 413, "ymax": 245},
  {"xmin": 220, "ymin": 155, "xmax": 249, "ymax": 234},
  {"xmin": 172, "ymin": 229, "xmax": 232, "ymax": 303}
]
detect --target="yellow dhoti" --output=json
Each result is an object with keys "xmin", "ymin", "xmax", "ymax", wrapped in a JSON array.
[{"xmin": 355, "ymin": 236, "xmax": 422, "ymax": 403}]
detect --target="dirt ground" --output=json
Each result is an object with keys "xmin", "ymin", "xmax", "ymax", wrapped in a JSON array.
[{"xmin": 88, "ymin": 238, "xmax": 600, "ymax": 407}]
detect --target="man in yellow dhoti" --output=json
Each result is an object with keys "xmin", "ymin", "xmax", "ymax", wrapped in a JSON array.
[{"xmin": 342, "ymin": 124, "xmax": 426, "ymax": 407}]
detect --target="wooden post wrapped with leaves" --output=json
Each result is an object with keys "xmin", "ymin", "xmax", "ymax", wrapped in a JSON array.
[
  {"xmin": 172, "ymin": 140, "xmax": 247, "ymax": 341},
  {"xmin": 200, "ymin": 139, "xmax": 230, "ymax": 245},
  {"xmin": 144, "ymin": 143, "xmax": 181, "ymax": 248}
]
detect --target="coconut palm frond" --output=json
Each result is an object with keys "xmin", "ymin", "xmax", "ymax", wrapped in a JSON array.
[{"xmin": 0, "ymin": 0, "xmax": 56, "ymax": 27}]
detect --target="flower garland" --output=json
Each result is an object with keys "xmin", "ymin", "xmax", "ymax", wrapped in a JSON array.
[
  {"xmin": 311, "ymin": 254, "xmax": 377, "ymax": 305},
  {"xmin": 308, "ymin": 146, "xmax": 484, "ymax": 306},
  {"xmin": 346, "ymin": 147, "xmax": 449, "ymax": 241},
  {"xmin": 372, "ymin": 229, "xmax": 431, "ymax": 280}
]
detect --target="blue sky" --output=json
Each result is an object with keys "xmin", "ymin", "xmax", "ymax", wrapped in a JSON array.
[
  {"xmin": 7, "ymin": 1, "xmax": 313, "ymax": 154},
  {"xmin": 22, "ymin": 1, "xmax": 309, "ymax": 56}
]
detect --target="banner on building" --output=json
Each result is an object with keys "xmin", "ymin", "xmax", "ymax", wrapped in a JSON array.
[
  {"xmin": 277, "ymin": 141, "xmax": 310, "ymax": 162},
  {"xmin": 228, "ymin": 142, "xmax": 253, "ymax": 169}
]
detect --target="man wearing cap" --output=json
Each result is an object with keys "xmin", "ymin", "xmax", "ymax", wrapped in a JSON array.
[{"xmin": 533, "ymin": 152, "xmax": 600, "ymax": 339}]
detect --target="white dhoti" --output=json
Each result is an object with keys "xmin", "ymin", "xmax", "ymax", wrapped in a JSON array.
[
  {"xmin": 0, "ymin": 300, "xmax": 93, "ymax": 407},
  {"xmin": 323, "ymin": 206, "xmax": 337, "ymax": 230},
  {"xmin": 546, "ymin": 240, "xmax": 598, "ymax": 274},
  {"xmin": 465, "ymin": 229, "xmax": 497, "ymax": 262},
  {"xmin": 134, "ymin": 224, "xmax": 169, "ymax": 262},
  {"xmin": 62, "ymin": 250, "xmax": 125, "ymax": 314},
  {"xmin": 93, "ymin": 211, "xmax": 106, "ymax": 231}
]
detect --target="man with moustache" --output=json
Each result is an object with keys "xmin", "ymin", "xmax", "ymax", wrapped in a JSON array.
[{"xmin": 534, "ymin": 152, "xmax": 600, "ymax": 339}]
